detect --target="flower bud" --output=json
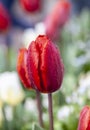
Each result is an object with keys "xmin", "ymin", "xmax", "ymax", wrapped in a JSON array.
[
  {"xmin": 20, "ymin": 0, "xmax": 41, "ymax": 12},
  {"xmin": 17, "ymin": 48, "xmax": 32, "ymax": 89},
  {"xmin": 27, "ymin": 35, "xmax": 64, "ymax": 93},
  {"xmin": 78, "ymin": 106, "xmax": 90, "ymax": 130},
  {"xmin": 45, "ymin": 0, "xmax": 71, "ymax": 40},
  {"xmin": 0, "ymin": 3, "xmax": 11, "ymax": 32}
]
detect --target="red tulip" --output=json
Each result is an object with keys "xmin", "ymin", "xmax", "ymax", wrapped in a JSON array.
[
  {"xmin": 17, "ymin": 48, "xmax": 32, "ymax": 89},
  {"xmin": 45, "ymin": 0, "xmax": 71, "ymax": 40},
  {"xmin": 26, "ymin": 35, "xmax": 64, "ymax": 93},
  {"xmin": 20, "ymin": 0, "xmax": 41, "ymax": 12},
  {"xmin": 78, "ymin": 106, "xmax": 90, "ymax": 130},
  {"xmin": 0, "ymin": 3, "xmax": 11, "ymax": 32}
]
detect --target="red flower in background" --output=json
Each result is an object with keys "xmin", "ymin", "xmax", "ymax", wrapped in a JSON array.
[
  {"xmin": 26, "ymin": 35, "xmax": 64, "ymax": 93},
  {"xmin": 78, "ymin": 106, "xmax": 90, "ymax": 130},
  {"xmin": 45, "ymin": 0, "xmax": 71, "ymax": 40},
  {"xmin": 20, "ymin": 0, "xmax": 41, "ymax": 12},
  {"xmin": 17, "ymin": 48, "xmax": 32, "ymax": 89},
  {"xmin": 0, "ymin": 3, "xmax": 11, "ymax": 32}
]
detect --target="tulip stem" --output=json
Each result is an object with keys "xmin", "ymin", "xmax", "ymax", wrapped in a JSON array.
[
  {"xmin": 48, "ymin": 93, "xmax": 54, "ymax": 130},
  {"xmin": 36, "ymin": 90, "xmax": 44, "ymax": 128}
]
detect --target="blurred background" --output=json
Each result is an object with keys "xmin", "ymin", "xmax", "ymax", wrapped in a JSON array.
[{"xmin": 0, "ymin": 0, "xmax": 90, "ymax": 130}]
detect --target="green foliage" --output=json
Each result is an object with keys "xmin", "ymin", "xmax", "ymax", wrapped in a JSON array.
[{"xmin": 32, "ymin": 123, "xmax": 44, "ymax": 130}]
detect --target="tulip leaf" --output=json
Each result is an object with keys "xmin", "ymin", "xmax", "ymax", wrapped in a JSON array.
[{"xmin": 32, "ymin": 123, "xmax": 44, "ymax": 130}]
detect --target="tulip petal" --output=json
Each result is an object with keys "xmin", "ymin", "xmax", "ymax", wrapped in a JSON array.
[
  {"xmin": 36, "ymin": 35, "xmax": 64, "ymax": 93},
  {"xmin": 78, "ymin": 106, "xmax": 90, "ymax": 130},
  {"xmin": 27, "ymin": 41, "xmax": 42, "ymax": 90},
  {"xmin": 17, "ymin": 48, "xmax": 32, "ymax": 89},
  {"xmin": 86, "ymin": 121, "xmax": 90, "ymax": 130}
]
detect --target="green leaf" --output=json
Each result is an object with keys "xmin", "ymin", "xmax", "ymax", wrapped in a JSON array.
[{"xmin": 32, "ymin": 123, "xmax": 44, "ymax": 130}]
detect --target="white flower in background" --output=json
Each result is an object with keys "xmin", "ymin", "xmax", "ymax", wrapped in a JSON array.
[
  {"xmin": 24, "ymin": 98, "xmax": 37, "ymax": 112},
  {"xmin": 78, "ymin": 72, "xmax": 90, "ymax": 93},
  {"xmin": 77, "ymin": 72, "xmax": 90, "ymax": 98},
  {"xmin": 66, "ymin": 95, "xmax": 76, "ymax": 104},
  {"xmin": 22, "ymin": 22, "xmax": 45, "ymax": 48},
  {"xmin": 66, "ymin": 72, "xmax": 90, "ymax": 105},
  {"xmin": 0, "ymin": 71, "xmax": 25, "ymax": 106},
  {"xmin": 22, "ymin": 28, "xmax": 37, "ymax": 48},
  {"xmin": 66, "ymin": 91, "xmax": 85, "ymax": 105},
  {"xmin": 35, "ymin": 22, "xmax": 46, "ymax": 35},
  {"xmin": 57, "ymin": 105, "xmax": 74, "ymax": 121}
]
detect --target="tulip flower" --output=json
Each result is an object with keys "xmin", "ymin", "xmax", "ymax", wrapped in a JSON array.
[
  {"xmin": 17, "ymin": 48, "xmax": 43, "ymax": 127},
  {"xmin": 20, "ymin": 0, "xmax": 41, "ymax": 12},
  {"xmin": 0, "ymin": 3, "xmax": 11, "ymax": 32},
  {"xmin": 27, "ymin": 35, "xmax": 64, "ymax": 93},
  {"xmin": 44, "ymin": 0, "xmax": 71, "ymax": 40},
  {"xmin": 78, "ymin": 106, "xmax": 90, "ymax": 130},
  {"xmin": 17, "ymin": 48, "xmax": 32, "ymax": 89},
  {"xmin": 26, "ymin": 35, "xmax": 64, "ymax": 130},
  {"xmin": 17, "ymin": 35, "xmax": 64, "ymax": 130}
]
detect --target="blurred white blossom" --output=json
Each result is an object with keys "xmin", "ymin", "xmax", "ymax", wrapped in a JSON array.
[
  {"xmin": 22, "ymin": 28, "xmax": 36, "ymax": 48},
  {"xmin": 24, "ymin": 98, "xmax": 37, "ymax": 112},
  {"xmin": 66, "ymin": 92, "xmax": 84, "ymax": 105},
  {"xmin": 0, "ymin": 71, "xmax": 25, "ymax": 106},
  {"xmin": 66, "ymin": 72, "xmax": 90, "ymax": 105},
  {"xmin": 57, "ymin": 105, "xmax": 74, "ymax": 120},
  {"xmin": 77, "ymin": 72, "xmax": 90, "ymax": 99},
  {"xmin": 35, "ymin": 22, "xmax": 46, "ymax": 35}
]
